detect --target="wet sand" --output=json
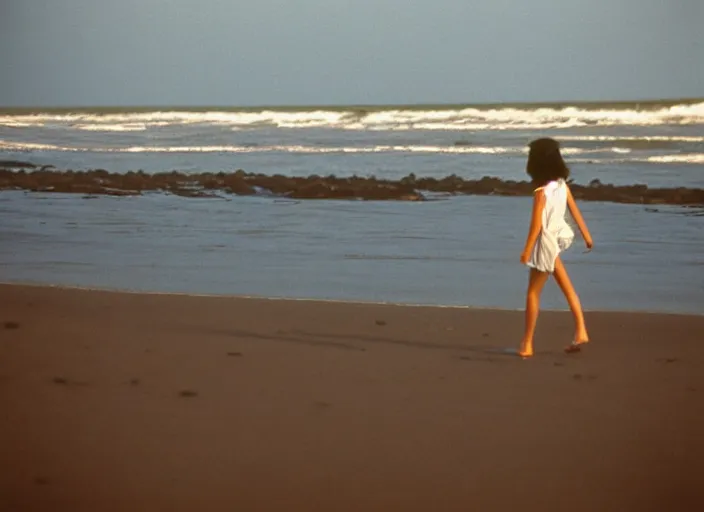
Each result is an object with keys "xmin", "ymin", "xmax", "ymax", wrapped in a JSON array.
[{"xmin": 1, "ymin": 284, "xmax": 703, "ymax": 511}]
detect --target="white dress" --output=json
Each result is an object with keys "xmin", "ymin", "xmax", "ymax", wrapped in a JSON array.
[{"xmin": 527, "ymin": 179, "xmax": 575, "ymax": 273}]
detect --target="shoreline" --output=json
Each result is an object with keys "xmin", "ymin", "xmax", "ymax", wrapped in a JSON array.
[{"xmin": 2, "ymin": 280, "xmax": 703, "ymax": 318}]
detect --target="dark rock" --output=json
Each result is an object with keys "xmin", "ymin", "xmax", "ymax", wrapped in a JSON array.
[
  {"xmin": 0, "ymin": 160, "xmax": 36, "ymax": 169},
  {"xmin": 290, "ymin": 180, "xmax": 331, "ymax": 199},
  {"xmin": 223, "ymin": 174, "xmax": 256, "ymax": 195},
  {"xmin": 400, "ymin": 173, "xmax": 417, "ymax": 186},
  {"xmin": 1, "ymin": 167, "xmax": 702, "ymax": 207}
]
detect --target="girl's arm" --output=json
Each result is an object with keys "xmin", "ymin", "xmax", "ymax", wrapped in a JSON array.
[
  {"xmin": 520, "ymin": 189, "xmax": 546, "ymax": 263},
  {"xmin": 566, "ymin": 185, "xmax": 593, "ymax": 249}
]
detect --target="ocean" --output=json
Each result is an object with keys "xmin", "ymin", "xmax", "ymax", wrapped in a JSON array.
[{"xmin": 1, "ymin": 99, "xmax": 703, "ymax": 313}]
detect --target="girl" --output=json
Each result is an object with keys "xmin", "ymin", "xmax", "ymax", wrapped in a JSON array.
[{"xmin": 518, "ymin": 138, "xmax": 593, "ymax": 358}]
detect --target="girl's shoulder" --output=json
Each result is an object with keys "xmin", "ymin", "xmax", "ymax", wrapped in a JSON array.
[{"xmin": 533, "ymin": 179, "xmax": 561, "ymax": 194}]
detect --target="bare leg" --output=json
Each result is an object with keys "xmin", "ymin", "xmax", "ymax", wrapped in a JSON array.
[
  {"xmin": 519, "ymin": 268, "xmax": 550, "ymax": 357},
  {"xmin": 552, "ymin": 257, "xmax": 589, "ymax": 346}
]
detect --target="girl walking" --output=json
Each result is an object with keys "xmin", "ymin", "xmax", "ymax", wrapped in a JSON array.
[{"xmin": 519, "ymin": 138, "xmax": 593, "ymax": 358}]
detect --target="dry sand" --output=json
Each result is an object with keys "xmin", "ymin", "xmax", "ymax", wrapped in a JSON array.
[{"xmin": 1, "ymin": 284, "xmax": 702, "ymax": 511}]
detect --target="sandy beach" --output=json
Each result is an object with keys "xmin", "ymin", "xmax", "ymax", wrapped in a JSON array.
[{"xmin": 1, "ymin": 283, "xmax": 702, "ymax": 511}]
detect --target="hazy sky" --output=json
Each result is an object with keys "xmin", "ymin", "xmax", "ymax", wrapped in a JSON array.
[{"xmin": 1, "ymin": 0, "xmax": 702, "ymax": 107}]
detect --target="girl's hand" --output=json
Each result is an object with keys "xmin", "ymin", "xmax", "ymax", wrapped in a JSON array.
[
  {"xmin": 520, "ymin": 250, "xmax": 531, "ymax": 264},
  {"xmin": 584, "ymin": 236, "xmax": 593, "ymax": 251}
]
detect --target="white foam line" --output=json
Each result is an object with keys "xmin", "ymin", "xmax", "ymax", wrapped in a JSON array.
[
  {"xmin": 2, "ymin": 101, "xmax": 703, "ymax": 131},
  {"xmin": 559, "ymin": 135, "xmax": 704, "ymax": 143},
  {"xmin": 1, "ymin": 281, "xmax": 700, "ymax": 316},
  {"xmin": 0, "ymin": 141, "xmax": 524, "ymax": 154},
  {"xmin": 645, "ymin": 154, "xmax": 704, "ymax": 164},
  {"xmin": 0, "ymin": 141, "xmax": 657, "ymax": 156}
]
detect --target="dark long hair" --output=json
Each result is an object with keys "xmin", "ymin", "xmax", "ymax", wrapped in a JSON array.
[{"xmin": 526, "ymin": 138, "xmax": 570, "ymax": 186}]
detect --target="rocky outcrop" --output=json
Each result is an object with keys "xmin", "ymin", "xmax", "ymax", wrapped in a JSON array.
[
  {"xmin": 0, "ymin": 160, "xmax": 36, "ymax": 169},
  {"xmin": 1, "ymin": 168, "xmax": 703, "ymax": 206}
]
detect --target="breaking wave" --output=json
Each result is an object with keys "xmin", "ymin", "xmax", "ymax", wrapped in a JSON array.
[
  {"xmin": 0, "ymin": 140, "xmax": 646, "ymax": 156},
  {"xmin": 1, "ymin": 100, "xmax": 702, "ymax": 131},
  {"xmin": 644, "ymin": 154, "xmax": 704, "ymax": 164}
]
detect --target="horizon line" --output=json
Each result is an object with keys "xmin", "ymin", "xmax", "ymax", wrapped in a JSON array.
[{"xmin": 1, "ymin": 96, "xmax": 703, "ymax": 111}]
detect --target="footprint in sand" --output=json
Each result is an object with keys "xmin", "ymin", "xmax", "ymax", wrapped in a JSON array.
[
  {"xmin": 459, "ymin": 355, "xmax": 498, "ymax": 363},
  {"xmin": 52, "ymin": 377, "xmax": 89, "ymax": 387},
  {"xmin": 375, "ymin": 319, "xmax": 387, "ymax": 326},
  {"xmin": 572, "ymin": 373, "xmax": 597, "ymax": 381},
  {"xmin": 179, "ymin": 390, "xmax": 198, "ymax": 398},
  {"xmin": 3, "ymin": 321, "xmax": 19, "ymax": 329},
  {"xmin": 34, "ymin": 477, "xmax": 50, "ymax": 486},
  {"xmin": 227, "ymin": 351, "xmax": 243, "ymax": 357},
  {"xmin": 313, "ymin": 401, "xmax": 332, "ymax": 411}
]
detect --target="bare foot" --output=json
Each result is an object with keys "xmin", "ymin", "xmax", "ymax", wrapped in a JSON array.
[
  {"xmin": 518, "ymin": 341, "xmax": 533, "ymax": 359},
  {"xmin": 565, "ymin": 334, "xmax": 590, "ymax": 353},
  {"xmin": 575, "ymin": 327, "xmax": 589, "ymax": 344}
]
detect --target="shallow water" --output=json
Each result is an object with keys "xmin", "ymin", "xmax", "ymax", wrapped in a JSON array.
[{"xmin": 1, "ymin": 191, "xmax": 702, "ymax": 314}]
